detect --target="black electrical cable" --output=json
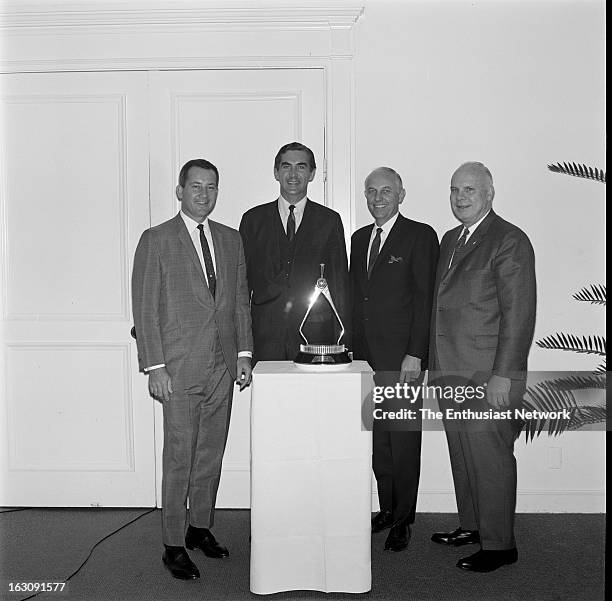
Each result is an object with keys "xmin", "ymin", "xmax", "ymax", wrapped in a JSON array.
[
  {"xmin": 17, "ymin": 507, "xmax": 157, "ymax": 601},
  {"xmin": 0, "ymin": 508, "xmax": 31, "ymax": 514}
]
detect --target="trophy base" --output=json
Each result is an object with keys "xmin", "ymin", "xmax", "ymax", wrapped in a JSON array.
[{"xmin": 294, "ymin": 344, "xmax": 352, "ymax": 365}]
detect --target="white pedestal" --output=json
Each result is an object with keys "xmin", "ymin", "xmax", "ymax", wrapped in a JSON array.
[{"xmin": 250, "ymin": 360, "xmax": 373, "ymax": 594}]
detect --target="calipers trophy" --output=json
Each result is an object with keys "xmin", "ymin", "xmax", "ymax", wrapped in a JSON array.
[{"xmin": 294, "ymin": 263, "xmax": 351, "ymax": 365}]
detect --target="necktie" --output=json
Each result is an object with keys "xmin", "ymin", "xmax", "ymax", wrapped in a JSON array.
[
  {"xmin": 367, "ymin": 227, "xmax": 383, "ymax": 278},
  {"xmin": 287, "ymin": 204, "xmax": 296, "ymax": 244},
  {"xmin": 197, "ymin": 224, "xmax": 217, "ymax": 298},
  {"xmin": 449, "ymin": 227, "xmax": 469, "ymax": 268}
]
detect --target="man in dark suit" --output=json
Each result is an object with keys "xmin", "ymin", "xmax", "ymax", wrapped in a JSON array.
[
  {"xmin": 350, "ymin": 167, "xmax": 439, "ymax": 552},
  {"xmin": 239, "ymin": 142, "xmax": 349, "ymax": 360},
  {"xmin": 132, "ymin": 159, "xmax": 253, "ymax": 580},
  {"xmin": 429, "ymin": 162, "xmax": 536, "ymax": 572}
]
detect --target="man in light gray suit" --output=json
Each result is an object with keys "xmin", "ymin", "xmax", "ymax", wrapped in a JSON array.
[
  {"xmin": 429, "ymin": 162, "xmax": 536, "ymax": 573},
  {"xmin": 132, "ymin": 158, "xmax": 253, "ymax": 580}
]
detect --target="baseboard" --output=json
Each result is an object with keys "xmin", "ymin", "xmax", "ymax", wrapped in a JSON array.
[{"xmin": 372, "ymin": 490, "xmax": 606, "ymax": 514}]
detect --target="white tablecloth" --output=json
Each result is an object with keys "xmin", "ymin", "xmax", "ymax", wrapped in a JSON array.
[{"xmin": 250, "ymin": 360, "xmax": 373, "ymax": 594}]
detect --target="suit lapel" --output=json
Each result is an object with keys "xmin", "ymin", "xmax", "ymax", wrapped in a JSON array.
[
  {"xmin": 176, "ymin": 215, "xmax": 206, "ymax": 284},
  {"xmin": 439, "ymin": 225, "xmax": 462, "ymax": 282},
  {"xmin": 356, "ymin": 224, "xmax": 373, "ymax": 290},
  {"xmin": 444, "ymin": 210, "xmax": 498, "ymax": 275},
  {"xmin": 271, "ymin": 200, "xmax": 286, "ymax": 257},
  {"xmin": 175, "ymin": 214, "xmax": 214, "ymax": 305},
  {"xmin": 209, "ymin": 220, "xmax": 225, "ymax": 302},
  {"xmin": 368, "ymin": 214, "xmax": 403, "ymax": 282},
  {"xmin": 293, "ymin": 199, "xmax": 314, "ymax": 257}
]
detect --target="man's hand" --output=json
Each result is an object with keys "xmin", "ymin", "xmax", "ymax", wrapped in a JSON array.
[
  {"xmin": 148, "ymin": 367, "xmax": 173, "ymax": 402},
  {"xmin": 486, "ymin": 374, "xmax": 511, "ymax": 409},
  {"xmin": 236, "ymin": 357, "xmax": 253, "ymax": 391},
  {"xmin": 399, "ymin": 355, "xmax": 421, "ymax": 384}
]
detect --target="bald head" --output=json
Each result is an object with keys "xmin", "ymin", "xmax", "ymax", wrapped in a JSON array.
[
  {"xmin": 450, "ymin": 162, "xmax": 495, "ymax": 227},
  {"xmin": 364, "ymin": 167, "xmax": 406, "ymax": 226},
  {"xmin": 455, "ymin": 162, "xmax": 493, "ymax": 186},
  {"xmin": 365, "ymin": 167, "xmax": 403, "ymax": 190}
]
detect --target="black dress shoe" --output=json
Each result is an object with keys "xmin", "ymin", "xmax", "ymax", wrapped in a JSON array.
[
  {"xmin": 431, "ymin": 527, "xmax": 480, "ymax": 546},
  {"xmin": 384, "ymin": 521, "xmax": 410, "ymax": 552},
  {"xmin": 371, "ymin": 510, "xmax": 394, "ymax": 533},
  {"xmin": 185, "ymin": 526, "xmax": 230, "ymax": 558},
  {"xmin": 162, "ymin": 545, "xmax": 200, "ymax": 580},
  {"xmin": 457, "ymin": 548, "xmax": 518, "ymax": 572}
]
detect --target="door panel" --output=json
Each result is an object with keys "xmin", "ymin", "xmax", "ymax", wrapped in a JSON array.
[
  {"xmin": 0, "ymin": 72, "xmax": 155, "ymax": 506},
  {"xmin": 148, "ymin": 68, "xmax": 326, "ymax": 506}
]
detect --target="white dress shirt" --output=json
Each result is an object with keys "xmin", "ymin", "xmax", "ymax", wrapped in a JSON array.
[
  {"xmin": 180, "ymin": 211, "xmax": 217, "ymax": 274},
  {"xmin": 463, "ymin": 209, "xmax": 491, "ymax": 243},
  {"xmin": 367, "ymin": 211, "xmax": 400, "ymax": 271},
  {"xmin": 277, "ymin": 196, "xmax": 307, "ymax": 233}
]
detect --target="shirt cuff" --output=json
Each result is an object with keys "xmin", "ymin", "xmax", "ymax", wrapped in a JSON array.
[
  {"xmin": 144, "ymin": 364, "xmax": 166, "ymax": 372},
  {"xmin": 238, "ymin": 351, "xmax": 253, "ymax": 358}
]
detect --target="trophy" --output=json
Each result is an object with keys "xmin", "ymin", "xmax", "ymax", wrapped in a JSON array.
[{"xmin": 294, "ymin": 263, "xmax": 351, "ymax": 365}]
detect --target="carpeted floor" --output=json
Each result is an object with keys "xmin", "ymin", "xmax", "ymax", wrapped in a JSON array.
[{"xmin": 0, "ymin": 509, "xmax": 605, "ymax": 601}]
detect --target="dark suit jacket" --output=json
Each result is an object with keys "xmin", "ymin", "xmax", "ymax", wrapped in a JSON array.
[
  {"xmin": 131, "ymin": 213, "xmax": 253, "ymax": 383},
  {"xmin": 350, "ymin": 214, "xmax": 439, "ymax": 371},
  {"xmin": 239, "ymin": 199, "xmax": 349, "ymax": 360},
  {"xmin": 429, "ymin": 210, "xmax": 536, "ymax": 379}
]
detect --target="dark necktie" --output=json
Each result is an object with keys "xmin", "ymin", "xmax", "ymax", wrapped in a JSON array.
[
  {"xmin": 197, "ymin": 224, "xmax": 217, "ymax": 298},
  {"xmin": 449, "ymin": 227, "xmax": 469, "ymax": 268},
  {"xmin": 367, "ymin": 227, "xmax": 383, "ymax": 278},
  {"xmin": 287, "ymin": 204, "xmax": 296, "ymax": 244}
]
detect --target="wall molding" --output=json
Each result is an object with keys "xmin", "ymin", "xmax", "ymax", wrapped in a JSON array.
[
  {"xmin": 0, "ymin": 1, "xmax": 364, "ymax": 30},
  {"xmin": 4, "ymin": 341, "xmax": 135, "ymax": 472},
  {"xmin": 2, "ymin": 92, "xmax": 130, "ymax": 322}
]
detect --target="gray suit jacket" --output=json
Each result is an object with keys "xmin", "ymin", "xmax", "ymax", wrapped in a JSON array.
[
  {"xmin": 132, "ymin": 213, "xmax": 253, "ymax": 382},
  {"xmin": 430, "ymin": 210, "xmax": 536, "ymax": 379}
]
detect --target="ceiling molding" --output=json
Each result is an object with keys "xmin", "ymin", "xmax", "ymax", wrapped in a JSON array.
[{"xmin": 0, "ymin": 1, "xmax": 365, "ymax": 30}]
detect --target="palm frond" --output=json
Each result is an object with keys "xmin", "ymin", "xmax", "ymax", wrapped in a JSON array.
[
  {"xmin": 548, "ymin": 162, "xmax": 606, "ymax": 183},
  {"xmin": 535, "ymin": 333, "xmax": 606, "ymax": 356},
  {"xmin": 521, "ymin": 381, "xmax": 607, "ymax": 440},
  {"xmin": 573, "ymin": 284, "xmax": 606, "ymax": 305},
  {"xmin": 522, "ymin": 384, "xmax": 576, "ymax": 441},
  {"xmin": 536, "ymin": 374, "xmax": 606, "ymax": 391},
  {"xmin": 567, "ymin": 405, "xmax": 607, "ymax": 430}
]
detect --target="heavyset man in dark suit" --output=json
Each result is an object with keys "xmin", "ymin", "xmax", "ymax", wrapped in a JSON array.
[
  {"xmin": 239, "ymin": 142, "xmax": 349, "ymax": 361},
  {"xmin": 350, "ymin": 167, "xmax": 439, "ymax": 552},
  {"xmin": 132, "ymin": 159, "xmax": 253, "ymax": 580},
  {"xmin": 429, "ymin": 162, "xmax": 536, "ymax": 572}
]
